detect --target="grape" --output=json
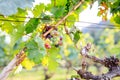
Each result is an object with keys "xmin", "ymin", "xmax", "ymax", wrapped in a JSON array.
[
  {"xmin": 58, "ymin": 41, "xmax": 63, "ymax": 46},
  {"xmin": 46, "ymin": 34, "xmax": 53, "ymax": 39},
  {"xmin": 46, "ymin": 26, "xmax": 52, "ymax": 31},
  {"xmin": 45, "ymin": 43, "xmax": 51, "ymax": 49},
  {"xmin": 60, "ymin": 36, "xmax": 63, "ymax": 40}
]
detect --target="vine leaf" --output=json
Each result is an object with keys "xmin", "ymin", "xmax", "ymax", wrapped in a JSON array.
[
  {"xmin": 47, "ymin": 47, "xmax": 60, "ymax": 71},
  {"xmin": 25, "ymin": 18, "xmax": 39, "ymax": 34},
  {"xmin": 26, "ymin": 36, "xmax": 46, "ymax": 64},
  {"xmin": 67, "ymin": 12, "xmax": 79, "ymax": 27},
  {"xmin": 48, "ymin": 57, "xmax": 59, "ymax": 71},
  {"xmin": 10, "ymin": 25, "xmax": 25, "ymax": 48},
  {"xmin": 114, "ymin": 15, "xmax": 120, "ymax": 24},
  {"xmin": 10, "ymin": 8, "xmax": 27, "ymax": 21},
  {"xmin": 1, "ymin": 22, "xmax": 13, "ymax": 33},
  {"xmin": 73, "ymin": 31, "xmax": 81, "ymax": 44},
  {"xmin": 34, "ymin": 36, "xmax": 46, "ymax": 51},
  {"xmin": 33, "ymin": 4, "xmax": 45, "ymax": 17},
  {"xmin": 51, "ymin": 0, "xmax": 67, "ymax": 6},
  {"xmin": 51, "ymin": 7, "xmax": 65, "ymax": 18}
]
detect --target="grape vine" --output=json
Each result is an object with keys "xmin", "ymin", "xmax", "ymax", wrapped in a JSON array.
[{"xmin": 0, "ymin": 0, "xmax": 120, "ymax": 80}]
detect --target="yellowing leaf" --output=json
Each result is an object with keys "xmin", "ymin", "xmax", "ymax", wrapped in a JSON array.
[
  {"xmin": 64, "ymin": 49, "xmax": 70, "ymax": 56},
  {"xmin": 65, "ymin": 35, "xmax": 72, "ymax": 45},
  {"xmin": 22, "ymin": 58, "xmax": 35, "ymax": 70},
  {"xmin": 33, "ymin": 4, "xmax": 45, "ymax": 17},
  {"xmin": 2, "ymin": 22, "xmax": 13, "ymax": 33},
  {"xmin": 51, "ymin": 0, "xmax": 67, "ymax": 6},
  {"xmin": 105, "ymin": 35, "xmax": 114, "ymax": 44},
  {"xmin": 41, "ymin": 57, "xmax": 49, "ymax": 67},
  {"xmin": 37, "ymin": 25, "xmax": 44, "ymax": 32},
  {"xmin": 56, "ymin": 55, "xmax": 61, "ymax": 59},
  {"xmin": 48, "ymin": 57, "xmax": 58, "ymax": 71},
  {"xmin": 105, "ymin": 38, "xmax": 110, "ymax": 43}
]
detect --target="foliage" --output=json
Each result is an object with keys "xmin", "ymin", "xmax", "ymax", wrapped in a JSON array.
[{"xmin": 0, "ymin": 0, "xmax": 120, "ymax": 79}]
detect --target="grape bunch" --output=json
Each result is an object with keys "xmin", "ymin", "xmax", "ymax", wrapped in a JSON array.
[
  {"xmin": 42, "ymin": 25, "xmax": 53, "ymax": 39},
  {"xmin": 43, "ymin": 25, "xmax": 63, "ymax": 49},
  {"xmin": 103, "ymin": 56, "xmax": 119, "ymax": 71}
]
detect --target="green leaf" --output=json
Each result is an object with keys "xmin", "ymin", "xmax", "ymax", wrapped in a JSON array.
[
  {"xmin": 10, "ymin": 25, "xmax": 25, "ymax": 48},
  {"xmin": 97, "ymin": 11, "xmax": 102, "ymax": 16},
  {"xmin": 0, "ymin": 48, "xmax": 5, "ymax": 57},
  {"xmin": 48, "ymin": 47, "xmax": 60, "ymax": 58},
  {"xmin": 110, "ymin": 1, "xmax": 120, "ymax": 13},
  {"xmin": 71, "ymin": 0, "xmax": 80, "ymax": 5},
  {"xmin": 73, "ymin": 31, "xmax": 81, "ymax": 44},
  {"xmin": 47, "ymin": 47, "xmax": 60, "ymax": 71},
  {"xmin": 26, "ymin": 36, "xmax": 46, "ymax": 64},
  {"xmin": 111, "ymin": 48, "xmax": 120, "ymax": 55},
  {"xmin": 9, "ymin": 8, "xmax": 27, "ymax": 21},
  {"xmin": 51, "ymin": 0, "xmax": 67, "ymax": 6},
  {"xmin": 48, "ymin": 57, "xmax": 58, "ymax": 71},
  {"xmin": 67, "ymin": 12, "xmax": 79, "ymax": 27},
  {"xmin": 0, "ymin": 36, "xmax": 6, "ymax": 48},
  {"xmin": 27, "ymin": 48, "xmax": 44, "ymax": 64},
  {"xmin": 34, "ymin": 36, "xmax": 46, "ymax": 51},
  {"xmin": 40, "ymin": 13, "xmax": 52, "ymax": 23},
  {"xmin": 25, "ymin": 18, "xmax": 39, "ymax": 34},
  {"xmin": 1, "ymin": 22, "xmax": 13, "ymax": 33},
  {"xmin": 51, "ymin": 7, "xmax": 65, "ymax": 18},
  {"xmin": 33, "ymin": 4, "xmax": 45, "ymax": 17},
  {"xmin": 108, "ymin": 0, "xmax": 118, "ymax": 3},
  {"xmin": 114, "ymin": 15, "xmax": 120, "ymax": 24}
]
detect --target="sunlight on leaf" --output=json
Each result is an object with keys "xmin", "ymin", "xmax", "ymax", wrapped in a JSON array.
[
  {"xmin": 22, "ymin": 58, "xmax": 35, "ymax": 70},
  {"xmin": 41, "ymin": 56, "xmax": 49, "ymax": 67}
]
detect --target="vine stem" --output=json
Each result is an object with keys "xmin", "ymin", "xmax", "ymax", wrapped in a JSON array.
[
  {"xmin": 43, "ymin": 0, "xmax": 84, "ymax": 37},
  {"xmin": 0, "ymin": 47, "xmax": 27, "ymax": 80}
]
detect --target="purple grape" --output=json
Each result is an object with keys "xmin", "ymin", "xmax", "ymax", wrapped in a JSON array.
[{"xmin": 60, "ymin": 36, "xmax": 63, "ymax": 40}]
